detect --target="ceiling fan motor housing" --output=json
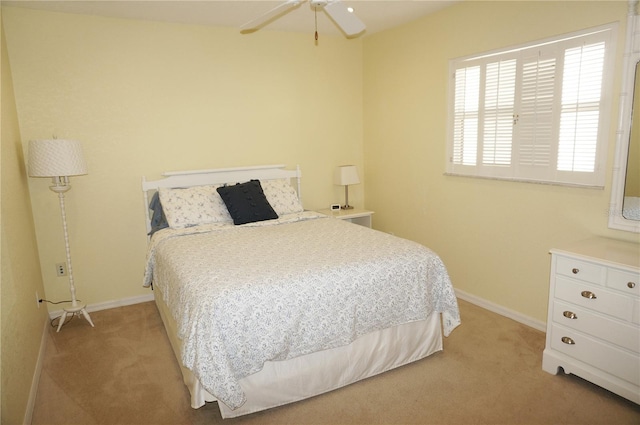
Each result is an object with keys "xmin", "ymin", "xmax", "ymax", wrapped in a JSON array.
[{"xmin": 310, "ymin": 0, "xmax": 329, "ymax": 10}]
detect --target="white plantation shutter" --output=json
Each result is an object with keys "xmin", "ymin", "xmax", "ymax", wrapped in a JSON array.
[
  {"xmin": 483, "ymin": 59, "xmax": 516, "ymax": 167},
  {"xmin": 557, "ymin": 42, "xmax": 605, "ymax": 173},
  {"xmin": 518, "ymin": 54, "xmax": 556, "ymax": 170},
  {"xmin": 447, "ymin": 25, "xmax": 615, "ymax": 187},
  {"xmin": 453, "ymin": 66, "xmax": 480, "ymax": 166}
]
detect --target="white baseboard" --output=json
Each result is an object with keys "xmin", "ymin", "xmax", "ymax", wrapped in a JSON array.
[
  {"xmin": 455, "ymin": 288, "xmax": 546, "ymax": 332},
  {"xmin": 48, "ymin": 293, "xmax": 155, "ymax": 320},
  {"xmin": 24, "ymin": 317, "xmax": 49, "ymax": 425}
]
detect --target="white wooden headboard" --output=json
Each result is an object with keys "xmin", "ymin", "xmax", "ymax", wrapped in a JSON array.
[{"xmin": 141, "ymin": 164, "xmax": 302, "ymax": 234}]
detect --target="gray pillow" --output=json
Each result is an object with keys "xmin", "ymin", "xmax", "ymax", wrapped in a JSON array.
[{"xmin": 148, "ymin": 191, "xmax": 168, "ymax": 235}]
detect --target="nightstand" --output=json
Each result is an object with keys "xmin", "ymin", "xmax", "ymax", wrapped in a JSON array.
[{"xmin": 317, "ymin": 208, "xmax": 374, "ymax": 228}]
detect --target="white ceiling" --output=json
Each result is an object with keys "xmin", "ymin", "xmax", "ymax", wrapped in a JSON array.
[{"xmin": 2, "ymin": 0, "xmax": 458, "ymax": 37}]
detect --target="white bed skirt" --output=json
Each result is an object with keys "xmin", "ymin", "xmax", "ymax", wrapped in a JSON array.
[{"xmin": 153, "ymin": 287, "xmax": 443, "ymax": 418}]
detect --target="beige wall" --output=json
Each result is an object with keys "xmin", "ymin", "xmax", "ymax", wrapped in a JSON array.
[
  {"xmin": 363, "ymin": 0, "xmax": 640, "ymax": 324},
  {"xmin": 1, "ymin": 8, "xmax": 49, "ymax": 424},
  {"xmin": 3, "ymin": 1, "xmax": 640, "ymax": 421},
  {"xmin": 2, "ymin": 7, "xmax": 364, "ymax": 310}
]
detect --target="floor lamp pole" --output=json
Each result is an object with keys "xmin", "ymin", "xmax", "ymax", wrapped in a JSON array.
[{"xmin": 51, "ymin": 179, "xmax": 94, "ymax": 332}]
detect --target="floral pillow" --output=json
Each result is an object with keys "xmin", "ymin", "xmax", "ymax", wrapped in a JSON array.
[
  {"xmin": 159, "ymin": 185, "xmax": 232, "ymax": 229},
  {"xmin": 261, "ymin": 179, "xmax": 304, "ymax": 215}
]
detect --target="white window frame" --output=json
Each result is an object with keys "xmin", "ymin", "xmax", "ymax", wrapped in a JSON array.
[{"xmin": 446, "ymin": 23, "xmax": 617, "ymax": 188}]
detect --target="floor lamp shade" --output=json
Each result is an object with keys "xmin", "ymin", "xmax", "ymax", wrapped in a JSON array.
[{"xmin": 28, "ymin": 139, "xmax": 87, "ymax": 178}]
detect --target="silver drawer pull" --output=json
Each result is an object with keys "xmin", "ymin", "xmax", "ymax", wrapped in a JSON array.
[
  {"xmin": 561, "ymin": 336, "xmax": 575, "ymax": 345},
  {"xmin": 572, "ymin": 268, "xmax": 580, "ymax": 274},
  {"xmin": 563, "ymin": 311, "xmax": 577, "ymax": 319},
  {"xmin": 628, "ymin": 282, "xmax": 636, "ymax": 289},
  {"xmin": 581, "ymin": 290, "xmax": 597, "ymax": 299}
]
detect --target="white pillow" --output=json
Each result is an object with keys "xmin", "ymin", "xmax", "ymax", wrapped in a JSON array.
[
  {"xmin": 261, "ymin": 179, "xmax": 303, "ymax": 215},
  {"xmin": 159, "ymin": 185, "xmax": 232, "ymax": 229}
]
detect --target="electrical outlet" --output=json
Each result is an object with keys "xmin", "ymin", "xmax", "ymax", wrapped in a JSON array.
[
  {"xmin": 36, "ymin": 291, "xmax": 40, "ymax": 309},
  {"xmin": 56, "ymin": 262, "xmax": 67, "ymax": 277}
]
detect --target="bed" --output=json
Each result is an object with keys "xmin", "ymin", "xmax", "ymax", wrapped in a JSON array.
[
  {"xmin": 623, "ymin": 196, "xmax": 640, "ymax": 220},
  {"xmin": 141, "ymin": 164, "xmax": 461, "ymax": 418}
]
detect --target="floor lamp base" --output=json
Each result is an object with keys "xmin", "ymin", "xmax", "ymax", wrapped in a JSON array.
[{"xmin": 56, "ymin": 304, "xmax": 95, "ymax": 332}]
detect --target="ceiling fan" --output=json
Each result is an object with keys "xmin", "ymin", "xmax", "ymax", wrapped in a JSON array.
[{"xmin": 240, "ymin": 0, "xmax": 366, "ymax": 38}]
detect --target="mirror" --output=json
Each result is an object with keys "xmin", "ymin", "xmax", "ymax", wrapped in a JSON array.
[
  {"xmin": 623, "ymin": 65, "xmax": 640, "ymax": 220},
  {"xmin": 609, "ymin": 1, "xmax": 640, "ymax": 233}
]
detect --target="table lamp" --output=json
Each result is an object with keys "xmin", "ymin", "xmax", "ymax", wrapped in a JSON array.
[{"xmin": 334, "ymin": 165, "xmax": 360, "ymax": 210}]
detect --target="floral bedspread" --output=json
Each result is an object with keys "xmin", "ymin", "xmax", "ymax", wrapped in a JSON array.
[{"xmin": 143, "ymin": 212, "xmax": 460, "ymax": 410}]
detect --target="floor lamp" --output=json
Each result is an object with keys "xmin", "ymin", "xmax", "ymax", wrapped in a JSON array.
[{"xmin": 28, "ymin": 139, "xmax": 95, "ymax": 332}]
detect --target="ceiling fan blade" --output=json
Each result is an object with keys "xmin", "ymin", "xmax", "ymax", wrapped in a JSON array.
[
  {"xmin": 240, "ymin": 0, "xmax": 305, "ymax": 34},
  {"xmin": 323, "ymin": 1, "xmax": 365, "ymax": 37}
]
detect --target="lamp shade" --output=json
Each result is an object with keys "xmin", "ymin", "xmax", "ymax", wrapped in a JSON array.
[
  {"xmin": 334, "ymin": 165, "xmax": 360, "ymax": 186},
  {"xmin": 28, "ymin": 139, "xmax": 87, "ymax": 177}
]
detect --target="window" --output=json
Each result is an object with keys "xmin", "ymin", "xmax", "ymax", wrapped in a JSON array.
[{"xmin": 446, "ymin": 24, "xmax": 617, "ymax": 187}]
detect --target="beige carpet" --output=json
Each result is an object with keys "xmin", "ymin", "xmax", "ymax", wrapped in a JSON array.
[{"xmin": 31, "ymin": 299, "xmax": 640, "ymax": 425}]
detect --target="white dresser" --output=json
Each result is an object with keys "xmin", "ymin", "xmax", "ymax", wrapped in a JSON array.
[{"xmin": 542, "ymin": 237, "xmax": 640, "ymax": 404}]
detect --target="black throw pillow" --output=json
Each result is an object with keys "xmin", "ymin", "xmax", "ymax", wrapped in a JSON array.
[{"xmin": 216, "ymin": 180, "xmax": 278, "ymax": 225}]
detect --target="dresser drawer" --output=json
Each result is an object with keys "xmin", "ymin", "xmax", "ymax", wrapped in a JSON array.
[
  {"xmin": 633, "ymin": 298, "xmax": 640, "ymax": 326},
  {"xmin": 549, "ymin": 324, "xmax": 640, "ymax": 386},
  {"xmin": 556, "ymin": 256, "xmax": 606, "ymax": 285},
  {"xmin": 552, "ymin": 300, "xmax": 640, "ymax": 353},
  {"xmin": 607, "ymin": 268, "xmax": 640, "ymax": 296},
  {"xmin": 554, "ymin": 277, "xmax": 634, "ymax": 322}
]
